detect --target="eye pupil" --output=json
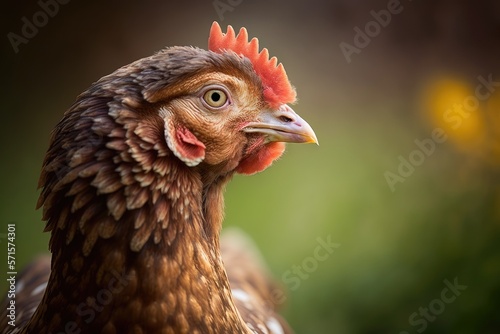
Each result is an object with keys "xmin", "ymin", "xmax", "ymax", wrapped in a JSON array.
[{"xmin": 211, "ymin": 92, "xmax": 220, "ymax": 102}]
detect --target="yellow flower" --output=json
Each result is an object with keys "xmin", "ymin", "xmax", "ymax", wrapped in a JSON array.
[{"xmin": 422, "ymin": 77, "xmax": 486, "ymax": 153}]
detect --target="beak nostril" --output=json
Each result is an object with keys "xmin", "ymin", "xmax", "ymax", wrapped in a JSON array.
[{"xmin": 279, "ymin": 115, "xmax": 293, "ymax": 123}]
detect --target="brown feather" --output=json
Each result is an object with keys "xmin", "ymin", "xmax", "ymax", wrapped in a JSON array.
[
  {"xmin": 97, "ymin": 216, "xmax": 118, "ymax": 239},
  {"xmin": 106, "ymin": 191, "xmax": 127, "ymax": 221}
]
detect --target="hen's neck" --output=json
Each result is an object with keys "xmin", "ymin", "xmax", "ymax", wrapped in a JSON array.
[{"xmin": 28, "ymin": 167, "xmax": 249, "ymax": 334}]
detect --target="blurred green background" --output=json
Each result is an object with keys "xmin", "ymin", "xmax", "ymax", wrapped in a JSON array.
[{"xmin": 1, "ymin": 0, "xmax": 500, "ymax": 333}]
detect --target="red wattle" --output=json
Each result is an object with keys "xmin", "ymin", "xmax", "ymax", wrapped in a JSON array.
[{"xmin": 236, "ymin": 142, "xmax": 286, "ymax": 175}]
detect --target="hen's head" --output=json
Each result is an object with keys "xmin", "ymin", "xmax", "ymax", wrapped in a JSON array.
[{"xmin": 135, "ymin": 22, "xmax": 317, "ymax": 178}]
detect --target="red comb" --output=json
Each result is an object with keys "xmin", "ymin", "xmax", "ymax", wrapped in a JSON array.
[{"xmin": 208, "ymin": 22, "xmax": 296, "ymax": 109}]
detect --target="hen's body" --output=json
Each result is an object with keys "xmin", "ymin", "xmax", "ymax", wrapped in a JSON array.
[{"xmin": 0, "ymin": 23, "xmax": 316, "ymax": 333}]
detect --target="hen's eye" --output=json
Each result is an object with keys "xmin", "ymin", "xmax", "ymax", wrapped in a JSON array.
[{"xmin": 203, "ymin": 89, "xmax": 228, "ymax": 108}]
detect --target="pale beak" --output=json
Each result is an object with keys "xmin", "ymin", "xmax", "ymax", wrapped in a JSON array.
[{"xmin": 243, "ymin": 104, "xmax": 318, "ymax": 144}]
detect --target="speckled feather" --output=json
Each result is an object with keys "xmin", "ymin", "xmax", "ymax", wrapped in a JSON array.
[
  {"xmin": 0, "ymin": 27, "xmax": 299, "ymax": 334},
  {"xmin": 222, "ymin": 229, "xmax": 293, "ymax": 334}
]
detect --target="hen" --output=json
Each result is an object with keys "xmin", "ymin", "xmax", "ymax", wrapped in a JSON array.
[{"xmin": 0, "ymin": 22, "xmax": 317, "ymax": 334}]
